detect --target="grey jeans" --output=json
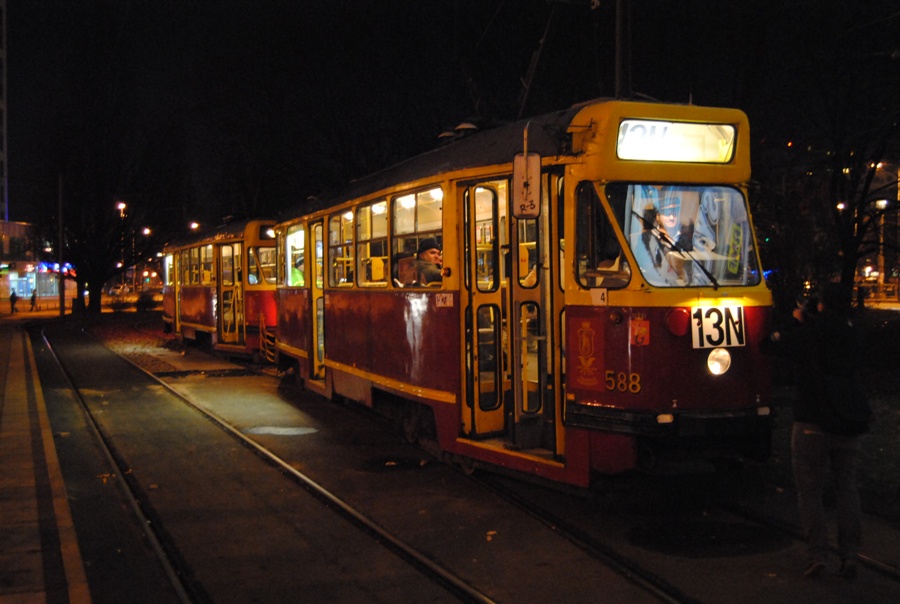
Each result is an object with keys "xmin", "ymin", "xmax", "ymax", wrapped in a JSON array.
[{"xmin": 791, "ymin": 422, "xmax": 863, "ymax": 563}]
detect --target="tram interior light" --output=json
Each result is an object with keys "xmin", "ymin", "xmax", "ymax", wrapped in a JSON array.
[{"xmin": 707, "ymin": 347, "xmax": 732, "ymax": 375}]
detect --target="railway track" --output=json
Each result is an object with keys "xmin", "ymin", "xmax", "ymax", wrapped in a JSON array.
[
  {"xmin": 471, "ymin": 468, "xmax": 900, "ymax": 603},
  {"xmin": 34, "ymin": 320, "xmax": 673, "ymax": 603},
  {"xmin": 38, "ymin": 323, "xmax": 498, "ymax": 603}
]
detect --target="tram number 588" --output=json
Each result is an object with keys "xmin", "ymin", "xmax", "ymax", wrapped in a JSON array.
[{"xmin": 691, "ymin": 306, "xmax": 746, "ymax": 349}]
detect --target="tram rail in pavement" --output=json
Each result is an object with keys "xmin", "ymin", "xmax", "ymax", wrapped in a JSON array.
[{"xmin": 0, "ymin": 312, "xmax": 91, "ymax": 603}]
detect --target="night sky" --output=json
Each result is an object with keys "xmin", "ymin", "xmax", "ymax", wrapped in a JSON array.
[{"xmin": 7, "ymin": 1, "xmax": 899, "ymax": 236}]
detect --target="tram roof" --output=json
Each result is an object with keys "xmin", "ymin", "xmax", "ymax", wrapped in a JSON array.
[
  {"xmin": 278, "ymin": 98, "xmax": 749, "ymax": 221},
  {"xmin": 162, "ymin": 217, "xmax": 275, "ymax": 251},
  {"xmin": 280, "ymin": 103, "xmax": 586, "ymax": 219}
]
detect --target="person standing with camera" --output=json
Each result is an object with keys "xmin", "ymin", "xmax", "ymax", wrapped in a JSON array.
[{"xmin": 764, "ymin": 282, "xmax": 872, "ymax": 579}]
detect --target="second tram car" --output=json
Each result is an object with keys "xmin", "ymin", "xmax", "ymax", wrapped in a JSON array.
[
  {"xmin": 162, "ymin": 219, "xmax": 278, "ymax": 359},
  {"xmin": 274, "ymin": 99, "xmax": 773, "ymax": 488}
]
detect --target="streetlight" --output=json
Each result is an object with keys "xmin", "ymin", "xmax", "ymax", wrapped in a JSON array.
[
  {"xmin": 876, "ymin": 199, "xmax": 889, "ymax": 289},
  {"xmin": 116, "ymin": 202, "xmax": 127, "ymax": 287}
]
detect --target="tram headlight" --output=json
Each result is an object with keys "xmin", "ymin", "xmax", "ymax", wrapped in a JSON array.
[{"xmin": 707, "ymin": 347, "xmax": 731, "ymax": 375}]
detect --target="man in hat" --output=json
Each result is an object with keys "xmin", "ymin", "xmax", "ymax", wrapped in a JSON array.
[{"xmin": 416, "ymin": 238, "xmax": 443, "ymax": 285}]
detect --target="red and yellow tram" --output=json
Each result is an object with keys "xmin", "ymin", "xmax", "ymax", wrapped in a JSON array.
[
  {"xmin": 274, "ymin": 99, "xmax": 773, "ymax": 487},
  {"xmin": 162, "ymin": 219, "xmax": 278, "ymax": 359}
]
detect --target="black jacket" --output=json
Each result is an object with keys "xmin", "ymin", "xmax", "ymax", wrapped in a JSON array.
[{"xmin": 763, "ymin": 309, "xmax": 870, "ymax": 433}]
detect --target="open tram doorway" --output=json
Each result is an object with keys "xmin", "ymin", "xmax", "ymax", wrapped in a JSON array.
[
  {"xmin": 170, "ymin": 253, "xmax": 182, "ymax": 335},
  {"xmin": 218, "ymin": 243, "xmax": 244, "ymax": 345},
  {"xmin": 310, "ymin": 221, "xmax": 326, "ymax": 381},
  {"xmin": 463, "ymin": 177, "xmax": 559, "ymax": 453}
]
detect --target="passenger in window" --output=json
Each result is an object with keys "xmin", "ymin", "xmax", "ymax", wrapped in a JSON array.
[
  {"xmin": 640, "ymin": 200, "xmax": 694, "ymax": 285},
  {"xmin": 393, "ymin": 252, "xmax": 416, "ymax": 286},
  {"xmin": 291, "ymin": 256, "xmax": 305, "ymax": 286},
  {"xmin": 416, "ymin": 238, "xmax": 444, "ymax": 285}
]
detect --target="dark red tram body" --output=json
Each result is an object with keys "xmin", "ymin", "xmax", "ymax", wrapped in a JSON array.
[
  {"xmin": 268, "ymin": 100, "xmax": 773, "ymax": 488},
  {"xmin": 162, "ymin": 219, "xmax": 278, "ymax": 358}
]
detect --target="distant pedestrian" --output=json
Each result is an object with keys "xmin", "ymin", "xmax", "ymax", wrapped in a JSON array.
[
  {"xmin": 763, "ymin": 282, "xmax": 872, "ymax": 579},
  {"xmin": 30, "ymin": 290, "xmax": 37, "ymax": 311},
  {"xmin": 9, "ymin": 291, "xmax": 18, "ymax": 313}
]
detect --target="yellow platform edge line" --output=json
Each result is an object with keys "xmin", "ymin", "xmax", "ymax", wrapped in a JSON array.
[{"xmin": 24, "ymin": 332, "xmax": 92, "ymax": 604}]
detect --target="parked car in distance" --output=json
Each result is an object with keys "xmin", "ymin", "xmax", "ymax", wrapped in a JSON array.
[{"xmin": 108, "ymin": 284, "xmax": 131, "ymax": 296}]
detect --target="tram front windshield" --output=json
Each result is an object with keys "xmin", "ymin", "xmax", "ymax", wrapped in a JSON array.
[{"xmin": 606, "ymin": 183, "xmax": 761, "ymax": 288}]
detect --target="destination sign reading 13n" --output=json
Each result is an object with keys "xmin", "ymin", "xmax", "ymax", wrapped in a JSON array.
[
  {"xmin": 692, "ymin": 306, "xmax": 746, "ymax": 349},
  {"xmin": 617, "ymin": 119, "xmax": 736, "ymax": 164}
]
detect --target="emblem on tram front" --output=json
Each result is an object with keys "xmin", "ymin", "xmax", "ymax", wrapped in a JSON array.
[
  {"xmin": 630, "ymin": 314, "xmax": 650, "ymax": 346},
  {"xmin": 575, "ymin": 321, "xmax": 599, "ymax": 386}
]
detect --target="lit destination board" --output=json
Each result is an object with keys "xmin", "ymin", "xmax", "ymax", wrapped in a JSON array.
[{"xmin": 617, "ymin": 119, "xmax": 736, "ymax": 163}]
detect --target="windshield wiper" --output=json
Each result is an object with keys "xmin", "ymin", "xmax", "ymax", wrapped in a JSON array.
[{"xmin": 631, "ymin": 210, "xmax": 720, "ymax": 290}]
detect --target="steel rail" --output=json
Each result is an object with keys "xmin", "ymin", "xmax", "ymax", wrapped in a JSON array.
[
  {"xmin": 471, "ymin": 474, "xmax": 702, "ymax": 604},
  {"xmin": 40, "ymin": 328, "xmax": 197, "ymax": 604},
  {"xmin": 79, "ymin": 325, "xmax": 497, "ymax": 604}
]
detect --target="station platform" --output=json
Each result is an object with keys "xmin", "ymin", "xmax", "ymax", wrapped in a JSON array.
[{"xmin": 0, "ymin": 314, "xmax": 91, "ymax": 603}]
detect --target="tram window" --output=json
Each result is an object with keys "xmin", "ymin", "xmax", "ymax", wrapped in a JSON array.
[
  {"xmin": 518, "ymin": 219, "xmax": 539, "ymax": 288},
  {"xmin": 276, "ymin": 230, "xmax": 285, "ymax": 285},
  {"xmin": 575, "ymin": 182, "xmax": 631, "ymax": 289},
  {"xmin": 519, "ymin": 302, "xmax": 542, "ymax": 414},
  {"xmin": 186, "ymin": 248, "xmax": 201, "ymax": 285},
  {"xmin": 286, "ymin": 224, "xmax": 306, "ymax": 287},
  {"xmin": 163, "ymin": 254, "xmax": 174, "ymax": 286},
  {"xmin": 474, "ymin": 185, "xmax": 499, "ymax": 292},
  {"xmin": 610, "ymin": 183, "xmax": 762, "ymax": 287},
  {"xmin": 557, "ymin": 175, "xmax": 566, "ymax": 292},
  {"xmin": 357, "ymin": 201, "xmax": 389, "ymax": 286},
  {"xmin": 200, "ymin": 245, "xmax": 214, "ymax": 284},
  {"xmin": 313, "ymin": 223, "xmax": 324, "ymax": 289},
  {"xmin": 392, "ymin": 186, "xmax": 444, "ymax": 288},
  {"xmin": 328, "ymin": 212, "xmax": 354, "ymax": 286},
  {"xmin": 180, "ymin": 250, "xmax": 190, "ymax": 285},
  {"xmin": 476, "ymin": 305, "xmax": 502, "ymax": 411},
  {"xmin": 221, "ymin": 245, "xmax": 235, "ymax": 285},
  {"xmin": 249, "ymin": 246, "xmax": 276, "ymax": 285}
]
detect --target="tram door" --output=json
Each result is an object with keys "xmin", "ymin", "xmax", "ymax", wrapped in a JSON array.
[
  {"xmin": 218, "ymin": 243, "xmax": 244, "ymax": 345},
  {"xmin": 172, "ymin": 253, "xmax": 182, "ymax": 334},
  {"xmin": 310, "ymin": 222, "xmax": 326, "ymax": 380},
  {"xmin": 463, "ymin": 180, "xmax": 553, "ymax": 449}
]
